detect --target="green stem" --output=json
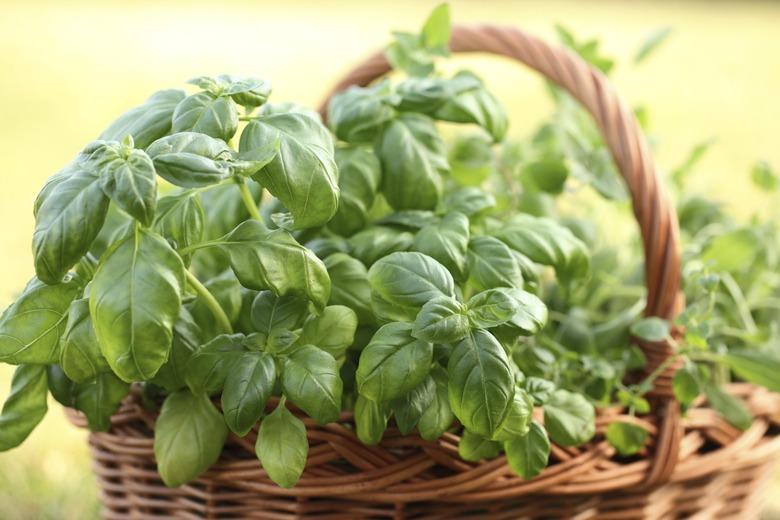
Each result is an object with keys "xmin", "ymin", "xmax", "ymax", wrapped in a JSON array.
[
  {"xmin": 184, "ymin": 270, "xmax": 233, "ymax": 334},
  {"xmin": 720, "ymin": 272, "xmax": 757, "ymax": 334},
  {"xmin": 178, "ymin": 239, "xmax": 220, "ymax": 257},
  {"xmin": 235, "ymin": 177, "xmax": 263, "ymax": 221}
]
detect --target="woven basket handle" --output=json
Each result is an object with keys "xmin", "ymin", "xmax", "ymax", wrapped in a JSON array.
[{"xmin": 319, "ymin": 24, "xmax": 684, "ymax": 484}]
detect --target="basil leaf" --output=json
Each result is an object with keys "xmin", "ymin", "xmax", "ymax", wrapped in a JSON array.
[
  {"xmin": 250, "ymin": 291, "xmax": 308, "ymax": 335},
  {"xmin": 0, "ymin": 365, "xmax": 48, "ymax": 451},
  {"xmin": 523, "ymin": 377, "xmax": 555, "ymax": 406},
  {"xmin": 187, "ymin": 270, "xmax": 242, "ymax": 340},
  {"xmin": 705, "ymin": 384, "xmax": 752, "ymax": 431},
  {"xmin": 216, "ymin": 221, "xmax": 331, "ymax": 309},
  {"xmin": 377, "ymin": 113, "xmax": 448, "ymax": 210},
  {"xmin": 467, "ymin": 288, "xmax": 520, "ymax": 329},
  {"xmin": 435, "ymin": 72, "xmax": 507, "ymax": 142},
  {"xmin": 329, "ymin": 146, "xmax": 382, "ymax": 236},
  {"xmin": 412, "ymin": 296, "xmax": 469, "ymax": 344},
  {"xmin": 368, "ymin": 252, "xmax": 455, "ymax": 322},
  {"xmin": 328, "ymin": 81, "xmax": 399, "ymax": 143},
  {"xmin": 60, "ymin": 298, "xmax": 109, "ymax": 383},
  {"xmin": 99, "ymin": 89, "xmax": 185, "ymax": 149},
  {"xmin": 391, "ymin": 374, "xmax": 436, "ymax": 434},
  {"xmin": 33, "ymin": 161, "xmax": 109, "ymax": 284},
  {"xmin": 504, "ymin": 421, "xmax": 550, "ymax": 480},
  {"xmin": 324, "ymin": 253, "xmax": 374, "ymax": 325},
  {"xmin": 418, "ymin": 365, "xmax": 454, "ymax": 441},
  {"xmin": 222, "ymin": 351, "xmax": 276, "ymax": 436},
  {"xmin": 543, "ymin": 389, "xmax": 596, "ymax": 446},
  {"xmin": 146, "ymin": 132, "xmax": 233, "ymax": 188},
  {"xmin": 630, "ymin": 317, "xmax": 671, "ymax": 342},
  {"xmin": 90, "ymin": 141, "xmax": 157, "ymax": 226},
  {"xmin": 672, "ymin": 363, "xmax": 701, "ymax": 408},
  {"xmin": 74, "ymin": 372, "xmax": 130, "ymax": 432},
  {"xmin": 356, "ymin": 322, "xmax": 433, "ymax": 402},
  {"xmin": 722, "ymin": 351, "xmax": 780, "ymax": 392},
  {"xmin": 354, "ymin": 395, "xmax": 389, "ymax": 445},
  {"xmin": 240, "ymin": 113, "xmax": 338, "ymax": 229},
  {"xmin": 441, "ymin": 187, "xmax": 496, "ymax": 217},
  {"xmin": 458, "ymin": 430, "xmax": 501, "ymax": 462},
  {"xmin": 348, "ymin": 226, "xmax": 414, "ymax": 267},
  {"xmin": 47, "ymin": 364, "xmax": 77, "ymax": 407},
  {"xmin": 448, "ymin": 330, "xmax": 515, "ymax": 438},
  {"xmin": 154, "ymin": 391, "xmax": 228, "ymax": 487},
  {"xmin": 420, "ymin": 3, "xmax": 451, "ymax": 51},
  {"xmin": 90, "ymin": 227, "xmax": 184, "ymax": 381},
  {"xmin": 412, "ymin": 212, "xmax": 470, "ymax": 281},
  {"xmin": 523, "ymin": 157, "xmax": 568, "ymax": 194},
  {"xmin": 493, "ymin": 388, "xmax": 534, "ymax": 442},
  {"xmin": 154, "ymin": 191, "xmax": 204, "ymax": 263},
  {"xmin": 467, "ymin": 236, "xmax": 524, "ymax": 292},
  {"xmin": 220, "ymin": 75, "xmax": 271, "ymax": 109},
  {"xmin": 172, "ymin": 91, "xmax": 238, "ymax": 142},
  {"xmin": 0, "ymin": 276, "xmax": 81, "ymax": 364},
  {"xmin": 151, "ymin": 308, "xmax": 203, "ymax": 392},
  {"xmin": 256, "ymin": 402, "xmax": 308, "ymax": 488},
  {"xmin": 299, "ymin": 306, "xmax": 358, "ymax": 361},
  {"xmin": 605, "ymin": 421, "xmax": 649, "ymax": 456},
  {"xmin": 184, "ymin": 333, "xmax": 245, "ymax": 394},
  {"xmin": 282, "ymin": 345, "xmax": 343, "ymax": 424},
  {"xmin": 448, "ymin": 134, "xmax": 496, "ymax": 186},
  {"xmin": 502, "ymin": 288, "xmax": 548, "ymax": 335},
  {"xmin": 494, "ymin": 214, "xmax": 589, "ymax": 282}
]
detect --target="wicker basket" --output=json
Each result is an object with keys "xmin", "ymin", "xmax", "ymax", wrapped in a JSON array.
[{"xmin": 66, "ymin": 24, "xmax": 780, "ymax": 519}]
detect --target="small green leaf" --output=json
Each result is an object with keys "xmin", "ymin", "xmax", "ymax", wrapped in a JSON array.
[
  {"xmin": 74, "ymin": 372, "xmax": 130, "ymax": 432},
  {"xmin": 705, "ymin": 384, "xmax": 752, "ymax": 431},
  {"xmin": 418, "ymin": 366, "xmax": 454, "ymax": 441},
  {"xmin": 146, "ymin": 132, "xmax": 233, "ymax": 188},
  {"xmin": 630, "ymin": 317, "xmax": 670, "ymax": 342},
  {"xmin": 448, "ymin": 330, "xmax": 515, "ymax": 438},
  {"xmin": 222, "ymin": 351, "xmax": 276, "ymax": 436},
  {"xmin": 250, "ymin": 291, "xmax": 308, "ymax": 335},
  {"xmin": 543, "ymin": 389, "xmax": 596, "ymax": 447},
  {"xmin": 722, "ymin": 351, "xmax": 780, "ymax": 393},
  {"xmin": 60, "ymin": 298, "xmax": 110, "ymax": 383},
  {"xmin": 467, "ymin": 236, "xmax": 523, "ymax": 291},
  {"xmin": 282, "ymin": 345, "xmax": 342, "ymax": 424},
  {"xmin": 501, "ymin": 288, "xmax": 548, "ymax": 335},
  {"xmin": 184, "ymin": 333, "xmax": 245, "ymax": 395},
  {"xmin": 412, "ymin": 296, "xmax": 470, "ymax": 344},
  {"xmin": 357, "ymin": 322, "xmax": 433, "ymax": 402},
  {"xmin": 467, "ymin": 288, "xmax": 520, "ymax": 329},
  {"xmin": 751, "ymin": 161, "xmax": 777, "ymax": 192},
  {"xmin": 458, "ymin": 430, "xmax": 501, "ymax": 462},
  {"xmin": 390, "ymin": 374, "xmax": 436, "ymax": 434},
  {"xmin": 256, "ymin": 402, "xmax": 308, "ymax": 488},
  {"xmin": 412, "ymin": 212, "xmax": 470, "ymax": 281},
  {"xmin": 434, "ymin": 71, "xmax": 507, "ymax": 142},
  {"xmin": 298, "ymin": 306, "xmax": 358, "ymax": 360},
  {"xmin": 154, "ymin": 192, "xmax": 205, "ymax": 262},
  {"xmin": 348, "ymin": 226, "xmax": 414, "ymax": 267},
  {"xmin": 605, "ymin": 421, "xmax": 649, "ymax": 456},
  {"xmin": 504, "ymin": 421, "xmax": 550, "ymax": 480},
  {"xmin": 151, "ymin": 308, "xmax": 203, "ymax": 392},
  {"xmin": 324, "ymin": 253, "xmax": 374, "ymax": 325},
  {"xmin": 172, "ymin": 91, "xmax": 239, "ymax": 142},
  {"xmin": 154, "ymin": 391, "xmax": 228, "ymax": 487},
  {"xmin": 354, "ymin": 395, "xmax": 389, "ymax": 445},
  {"xmin": 672, "ymin": 364, "xmax": 701, "ymax": 407},
  {"xmin": 492, "ymin": 388, "xmax": 534, "ymax": 442},
  {"xmin": 634, "ymin": 27, "xmax": 673, "ymax": 64},
  {"xmin": 441, "ymin": 187, "xmax": 496, "ymax": 217},
  {"xmin": 420, "ymin": 3, "xmax": 451, "ymax": 51},
  {"xmin": 448, "ymin": 134, "xmax": 496, "ymax": 186},
  {"xmin": 100, "ymin": 89, "xmax": 185, "ymax": 148},
  {"xmin": 700, "ymin": 228, "xmax": 760, "ymax": 273},
  {"xmin": 328, "ymin": 81, "xmax": 399, "ymax": 144},
  {"xmin": 0, "ymin": 365, "xmax": 48, "ymax": 451},
  {"xmin": 329, "ymin": 146, "xmax": 382, "ymax": 236}
]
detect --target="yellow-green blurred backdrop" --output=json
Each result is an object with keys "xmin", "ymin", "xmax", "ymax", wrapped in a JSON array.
[{"xmin": 1, "ymin": 1, "xmax": 779, "ymax": 518}]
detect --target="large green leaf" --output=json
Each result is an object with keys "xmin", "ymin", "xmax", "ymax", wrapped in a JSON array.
[
  {"xmin": 412, "ymin": 212, "xmax": 470, "ymax": 281},
  {"xmin": 0, "ymin": 276, "xmax": 82, "ymax": 364},
  {"xmin": 418, "ymin": 366, "xmax": 454, "ymax": 441},
  {"xmin": 151, "ymin": 308, "xmax": 203, "ymax": 392},
  {"xmin": 368, "ymin": 252, "xmax": 455, "ymax": 322},
  {"xmin": 240, "ymin": 112, "xmax": 339, "ymax": 229},
  {"xmin": 99, "ymin": 89, "xmax": 185, "ymax": 149},
  {"xmin": 250, "ymin": 291, "xmax": 308, "ymax": 334},
  {"xmin": 73, "ymin": 372, "xmax": 130, "ymax": 432},
  {"xmin": 356, "ymin": 322, "xmax": 433, "ymax": 402},
  {"xmin": 282, "ymin": 345, "xmax": 343, "ymax": 424},
  {"xmin": 448, "ymin": 329, "xmax": 515, "ymax": 438},
  {"xmin": 324, "ymin": 253, "xmax": 374, "ymax": 325},
  {"xmin": 376, "ymin": 113, "xmax": 448, "ymax": 210},
  {"xmin": 543, "ymin": 389, "xmax": 596, "ymax": 446},
  {"xmin": 412, "ymin": 296, "xmax": 470, "ymax": 344},
  {"xmin": 90, "ymin": 140, "xmax": 158, "ymax": 226},
  {"xmin": 255, "ymin": 402, "xmax": 308, "ymax": 488},
  {"xmin": 0, "ymin": 365, "xmax": 48, "ymax": 451},
  {"xmin": 328, "ymin": 81, "xmax": 399, "ymax": 143},
  {"xmin": 172, "ymin": 91, "xmax": 238, "ymax": 142},
  {"xmin": 60, "ymin": 298, "xmax": 110, "ymax": 383},
  {"xmin": 391, "ymin": 374, "xmax": 436, "ymax": 434},
  {"xmin": 467, "ymin": 288, "xmax": 520, "ymax": 329},
  {"xmin": 215, "ymin": 221, "xmax": 331, "ymax": 309},
  {"xmin": 467, "ymin": 236, "xmax": 524, "ymax": 292},
  {"xmin": 33, "ymin": 160, "xmax": 109, "ymax": 284},
  {"xmin": 184, "ymin": 333, "xmax": 245, "ymax": 394},
  {"xmin": 494, "ymin": 214, "xmax": 589, "ymax": 281},
  {"xmin": 146, "ymin": 132, "xmax": 234, "ymax": 188},
  {"xmin": 90, "ymin": 227, "xmax": 184, "ymax": 381},
  {"xmin": 504, "ymin": 421, "xmax": 550, "ymax": 480},
  {"xmin": 154, "ymin": 391, "xmax": 228, "ymax": 487},
  {"xmin": 222, "ymin": 351, "xmax": 276, "ymax": 436},
  {"xmin": 458, "ymin": 430, "xmax": 501, "ymax": 462},
  {"xmin": 492, "ymin": 388, "xmax": 534, "ymax": 442},
  {"xmin": 329, "ymin": 146, "xmax": 382, "ymax": 236}
]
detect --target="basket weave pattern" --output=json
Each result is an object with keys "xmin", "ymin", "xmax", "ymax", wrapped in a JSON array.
[{"xmin": 67, "ymin": 24, "xmax": 780, "ymax": 519}]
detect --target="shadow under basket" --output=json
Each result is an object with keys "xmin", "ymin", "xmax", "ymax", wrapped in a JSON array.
[
  {"xmin": 66, "ymin": 23, "xmax": 780, "ymax": 519},
  {"xmin": 66, "ymin": 384, "xmax": 780, "ymax": 519}
]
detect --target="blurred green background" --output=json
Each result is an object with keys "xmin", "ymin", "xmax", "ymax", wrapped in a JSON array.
[{"xmin": 1, "ymin": 0, "xmax": 778, "ymax": 518}]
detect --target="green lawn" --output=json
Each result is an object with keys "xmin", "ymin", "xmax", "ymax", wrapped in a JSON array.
[{"xmin": 1, "ymin": 0, "xmax": 779, "ymax": 517}]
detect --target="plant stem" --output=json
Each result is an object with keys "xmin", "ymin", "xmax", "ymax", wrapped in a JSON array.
[
  {"xmin": 184, "ymin": 270, "xmax": 233, "ymax": 334},
  {"xmin": 235, "ymin": 177, "xmax": 263, "ymax": 221}
]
